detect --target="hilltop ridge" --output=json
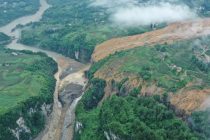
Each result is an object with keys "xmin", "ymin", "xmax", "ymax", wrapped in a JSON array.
[{"xmin": 92, "ymin": 18, "xmax": 210, "ymax": 62}]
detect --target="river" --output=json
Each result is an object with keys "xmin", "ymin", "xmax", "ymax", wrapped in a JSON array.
[{"xmin": 0, "ymin": 0, "xmax": 88, "ymax": 139}]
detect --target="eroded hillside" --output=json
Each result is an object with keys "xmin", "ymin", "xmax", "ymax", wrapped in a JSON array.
[
  {"xmin": 92, "ymin": 37, "xmax": 210, "ymax": 114},
  {"xmin": 92, "ymin": 18, "xmax": 210, "ymax": 62},
  {"xmin": 75, "ymin": 36, "xmax": 210, "ymax": 139}
]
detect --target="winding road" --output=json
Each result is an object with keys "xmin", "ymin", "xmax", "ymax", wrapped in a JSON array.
[{"xmin": 0, "ymin": 0, "xmax": 88, "ymax": 139}]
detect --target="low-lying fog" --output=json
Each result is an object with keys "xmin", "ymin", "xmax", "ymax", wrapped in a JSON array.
[{"xmin": 91, "ymin": 0, "xmax": 197, "ymax": 27}]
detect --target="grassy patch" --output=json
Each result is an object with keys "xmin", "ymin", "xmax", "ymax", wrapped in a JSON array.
[
  {"xmin": 0, "ymin": 0, "xmax": 39, "ymax": 26},
  {"xmin": 0, "ymin": 49, "xmax": 57, "ymax": 115},
  {"xmin": 20, "ymin": 0, "xmax": 163, "ymax": 62},
  {"xmin": 90, "ymin": 37, "xmax": 210, "ymax": 92},
  {"xmin": 0, "ymin": 48, "xmax": 57, "ymax": 139}
]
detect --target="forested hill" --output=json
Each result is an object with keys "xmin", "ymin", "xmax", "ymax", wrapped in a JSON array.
[
  {"xmin": 0, "ymin": 32, "xmax": 11, "ymax": 45},
  {"xmin": 0, "ymin": 0, "xmax": 40, "ymax": 26},
  {"xmin": 2, "ymin": 0, "xmax": 210, "ymax": 140},
  {"xmin": 0, "ymin": 48, "xmax": 57, "ymax": 140},
  {"xmin": 75, "ymin": 35, "xmax": 210, "ymax": 140},
  {"xmin": 20, "ymin": 0, "xmax": 210, "ymax": 62}
]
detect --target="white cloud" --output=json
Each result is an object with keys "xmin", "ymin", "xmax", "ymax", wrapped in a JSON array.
[
  {"xmin": 90, "ymin": 0, "xmax": 138, "ymax": 8},
  {"xmin": 112, "ymin": 3, "xmax": 196, "ymax": 27},
  {"xmin": 91, "ymin": 0, "xmax": 197, "ymax": 27}
]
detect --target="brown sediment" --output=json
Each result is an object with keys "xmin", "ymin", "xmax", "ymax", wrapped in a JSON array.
[
  {"xmin": 92, "ymin": 18, "xmax": 210, "ymax": 62},
  {"xmin": 170, "ymin": 89, "xmax": 210, "ymax": 115},
  {"xmin": 0, "ymin": 0, "xmax": 89, "ymax": 139}
]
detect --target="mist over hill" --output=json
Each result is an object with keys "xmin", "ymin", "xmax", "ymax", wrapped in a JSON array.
[
  {"xmin": 2, "ymin": 0, "xmax": 210, "ymax": 140},
  {"xmin": 90, "ymin": 0, "xmax": 209, "ymax": 27}
]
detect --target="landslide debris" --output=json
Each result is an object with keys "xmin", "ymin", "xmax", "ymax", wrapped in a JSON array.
[{"xmin": 92, "ymin": 18, "xmax": 210, "ymax": 62}]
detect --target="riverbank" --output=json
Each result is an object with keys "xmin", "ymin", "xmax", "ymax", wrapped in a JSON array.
[
  {"xmin": 0, "ymin": 49, "xmax": 57, "ymax": 140},
  {"xmin": 37, "ymin": 67, "xmax": 89, "ymax": 140},
  {"xmin": 0, "ymin": 0, "xmax": 88, "ymax": 139}
]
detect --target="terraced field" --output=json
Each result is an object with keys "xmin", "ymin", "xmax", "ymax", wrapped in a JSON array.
[
  {"xmin": 0, "ymin": 48, "xmax": 57, "ymax": 115},
  {"xmin": 0, "ymin": 47, "xmax": 58, "ymax": 140}
]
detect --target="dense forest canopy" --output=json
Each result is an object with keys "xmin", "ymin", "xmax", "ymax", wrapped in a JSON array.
[
  {"xmin": 1, "ymin": 0, "xmax": 210, "ymax": 140},
  {"xmin": 0, "ymin": 48, "xmax": 57, "ymax": 140},
  {"xmin": 20, "ymin": 0, "xmax": 210, "ymax": 62},
  {"xmin": 0, "ymin": 32, "xmax": 10, "ymax": 45},
  {"xmin": 0, "ymin": 0, "xmax": 39, "ymax": 26},
  {"xmin": 76, "ymin": 93, "xmax": 198, "ymax": 140},
  {"xmin": 76, "ymin": 36, "xmax": 210, "ymax": 140}
]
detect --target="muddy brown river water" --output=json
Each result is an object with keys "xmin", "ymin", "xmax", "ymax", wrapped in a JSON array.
[
  {"xmin": 3, "ymin": 0, "xmax": 210, "ymax": 139},
  {"xmin": 0, "ymin": 0, "xmax": 88, "ymax": 139}
]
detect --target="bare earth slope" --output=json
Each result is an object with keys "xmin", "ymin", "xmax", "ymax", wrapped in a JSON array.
[{"xmin": 92, "ymin": 18, "xmax": 210, "ymax": 62}]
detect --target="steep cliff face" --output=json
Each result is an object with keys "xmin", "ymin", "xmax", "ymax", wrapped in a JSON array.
[
  {"xmin": 8, "ymin": 103, "xmax": 52, "ymax": 140},
  {"xmin": 0, "ymin": 100, "xmax": 54, "ymax": 140},
  {"xmin": 0, "ymin": 49, "xmax": 57, "ymax": 140},
  {"xmin": 91, "ymin": 36, "xmax": 210, "ymax": 115},
  {"xmin": 74, "ymin": 35, "xmax": 210, "ymax": 140}
]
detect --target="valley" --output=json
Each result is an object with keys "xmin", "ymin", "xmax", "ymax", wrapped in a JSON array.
[
  {"xmin": 0, "ymin": 48, "xmax": 57, "ymax": 139},
  {"xmin": 92, "ymin": 18, "xmax": 210, "ymax": 62},
  {"xmin": 0, "ymin": 0, "xmax": 87, "ymax": 139},
  {"xmin": 1, "ymin": 0, "xmax": 210, "ymax": 140},
  {"xmin": 0, "ymin": 0, "xmax": 40, "ymax": 26},
  {"xmin": 78, "ymin": 36, "xmax": 210, "ymax": 139}
]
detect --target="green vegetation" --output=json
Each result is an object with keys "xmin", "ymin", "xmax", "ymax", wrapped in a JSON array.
[
  {"xmin": 190, "ymin": 109, "xmax": 210, "ymax": 140},
  {"xmin": 89, "ymin": 37, "xmax": 210, "ymax": 92},
  {"xmin": 20, "ymin": 0, "xmax": 210, "ymax": 62},
  {"xmin": 0, "ymin": 32, "xmax": 11, "ymax": 45},
  {"xmin": 86, "ymin": 56, "xmax": 111, "ymax": 79},
  {"xmin": 82, "ymin": 78, "xmax": 106, "ymax": 110},
  {"xmin": 76, "ymin": 36, "xmax": 210, "ymax": 139},
  {"xmin": 20, "ymin": 0, "xmax": 164, "ymax": 62},
  {"xmin": 0, "ymin": 0, "xmax": 40, "ymax": 26},
  {"xmin": 76, "ymin": 94, "xmax": 198, "ymax": 140},
  {"xmin": 74, "ymin": 78, "xmax": 106, "ymax": 139},
  {"xmin": 1, "ymin": 0, "xmax": 209, "ymax": 139},
  {"xmin": 0, "ymin": 48, "xmax": 57, "ymax": 140}
]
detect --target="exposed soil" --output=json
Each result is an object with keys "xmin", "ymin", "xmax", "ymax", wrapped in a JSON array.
[
  {"xmin": 92, "ymin": 18, "xmax": 210, "ymax": 62},
  {"xmin": 170, "ymin": 89, "xmax": 210, "ymax": 115},
  {"xmin": 92, "ymin": 18, "xmax": 210, "ymax": 115},
  {"xmin": 93, "ymin": 51, "xmax": 210, "ymax": 115},
  {"xmin": 2, "ymin": 0, "xmax": 210, "ymax": 138}
]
